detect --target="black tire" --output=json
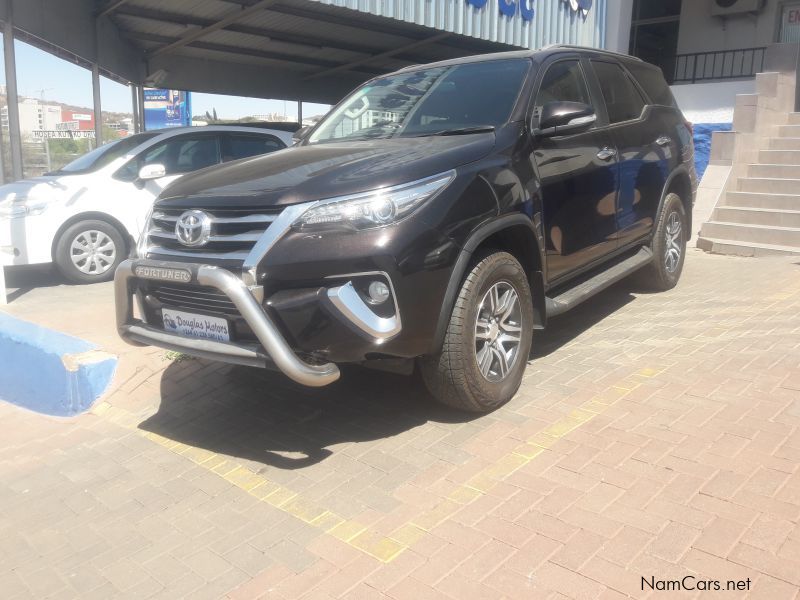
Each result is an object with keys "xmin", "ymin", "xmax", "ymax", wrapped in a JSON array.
[
  {"xmin": 640, "ymin": 193, "xmax": 687, "ymax": 291},
  {"xmin": 54, "ymin": 220, "xmax": 127, "ymax": 284},
  {"xmin": 420, "ymin": 251, "xmax": 534, "ymax": 413}
]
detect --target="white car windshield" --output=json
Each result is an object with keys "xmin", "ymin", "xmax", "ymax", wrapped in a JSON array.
[
  {"xmin": 307, "ymin": 58, "xmax": 529, "ymax": 145},
  {"xmin": 52, "ymin": 132, "xmax": 160, "ymax": 175}
]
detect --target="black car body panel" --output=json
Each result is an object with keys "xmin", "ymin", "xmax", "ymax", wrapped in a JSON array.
[{"xmin": 117, "ymin": 46, "xmax": 697, "ymax": 380}]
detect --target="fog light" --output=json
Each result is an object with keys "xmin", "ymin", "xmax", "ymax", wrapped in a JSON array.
[{"xmin": 367, "ymin": 280, "xmax": 390, "ymax": 305}]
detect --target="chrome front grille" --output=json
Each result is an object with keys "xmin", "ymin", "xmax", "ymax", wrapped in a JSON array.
[
  {"xmin": 147, "ymin": 282, "xmax": 239, "ymax": 315},
  {"xmin": 144, "ymin": 208, "xmax": 282, "ymax": 262}
]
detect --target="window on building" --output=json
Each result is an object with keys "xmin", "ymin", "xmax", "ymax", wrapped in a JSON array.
[
  {"xmin": 629, "ymin": 0, "xmax": 682, "ymax": 84},
  {"xmin": 592, "ymin": 61, "xmax": 646, "ymax": 124}
]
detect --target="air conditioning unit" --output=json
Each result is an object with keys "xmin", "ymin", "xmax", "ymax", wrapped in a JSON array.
[{"xmin": 711, "ymin": 0, "xmax": 764, "ymax": 16}]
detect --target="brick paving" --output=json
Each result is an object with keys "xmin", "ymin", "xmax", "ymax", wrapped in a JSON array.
[{"xmin": 1, "ymin": 248, "xmax": 799, "ymax": 599}]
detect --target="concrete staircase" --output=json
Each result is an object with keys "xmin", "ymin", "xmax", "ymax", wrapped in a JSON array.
[{"xmin": 698, "ymin": 116, "xmax": 800, "ymax": 257}]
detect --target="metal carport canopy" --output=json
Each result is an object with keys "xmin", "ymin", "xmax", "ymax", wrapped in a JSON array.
[{"xmin": 6, "ymin": 0, "xmax": 525, "ymax": 105}]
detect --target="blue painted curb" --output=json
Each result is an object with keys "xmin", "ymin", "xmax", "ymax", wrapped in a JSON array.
[{"xmin": 0, "ymin": 313, "xmax": 117, "ymax": 417}]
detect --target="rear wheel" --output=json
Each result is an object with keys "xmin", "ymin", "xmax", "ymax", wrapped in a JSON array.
[
  {"xmin": 640, "ymin": 193, "xmax": 687, "ymax": 291},
  {"xmin": 420, "ymin": 251, "xmax": 533, "ymax": 412},
  {"xmin": 54, "ymin": 220, "xmax": 126, "ymax": 284}
]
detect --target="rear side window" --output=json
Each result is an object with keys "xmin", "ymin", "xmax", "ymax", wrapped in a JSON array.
[
  {"xmin": 626, "ymin": 62, "xmax": 678, "ymax": 108},
  {"xmin": 222, "ymin": 134, "xmax": 285, "ymax": 162},
  {"xmin": 535, "ymin": 60, "xmax": 591, "ymax": 115},
  {"xmin": 592, "ymin": 61, "xmax": 646, "ymax": 124}
]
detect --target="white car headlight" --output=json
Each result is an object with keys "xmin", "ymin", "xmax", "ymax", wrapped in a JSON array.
[
  {"xmin": 293, "ymin": 170, "xmax": 456, "ymax": 231},
  {"xmin": 136, "ymin": 207, "xmax": 154, "ymax": 258},
  {"xmin": 0, "ymin": 197, "xmax": 51, "ymax": 218}
]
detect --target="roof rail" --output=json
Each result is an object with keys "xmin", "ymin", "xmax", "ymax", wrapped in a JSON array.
[{"xmin": 543, "ymin": 44, "xmax": 643, "ymax": 62}]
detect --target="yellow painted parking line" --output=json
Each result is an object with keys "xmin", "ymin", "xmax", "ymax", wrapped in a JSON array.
[{"xmin": 92, "ymin": 366, "xmax": 655, "ymax": 564}]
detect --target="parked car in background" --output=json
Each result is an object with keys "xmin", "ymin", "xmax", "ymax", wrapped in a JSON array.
[
  {"xmin": 117, "ymin": 47, "xmax": 696, "ymax": 412},
  {"xmin": 0, "ymin": 125, "xmax": 293, "ymax": 283}
]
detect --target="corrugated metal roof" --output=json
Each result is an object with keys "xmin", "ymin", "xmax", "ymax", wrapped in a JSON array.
[
  {"xmin": 304, "ymin": 0, "xmax": 606, "ymax": 49},
  {"xmin": 101, "ymin": 0, "xmax": 608, "ymax": 101}
]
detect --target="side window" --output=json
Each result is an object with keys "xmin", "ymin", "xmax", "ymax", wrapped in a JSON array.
[
  {"xmin": 534, "ymin": 60, "xmax": 591, "ymax": 119},
  {"xmin": 625, "ymin": 62, "xmax": 679, "ymax": 108},
  {"xmin": 591, "ymin": 61, "xmax": 646, "ymax": 124},
  {"xmin": 115, "ymin": 135, "xmax": 220, "ymax": 181},
  {"xmin": 221, "ymin": 134, "xmax": 285, "ymax": 162}
]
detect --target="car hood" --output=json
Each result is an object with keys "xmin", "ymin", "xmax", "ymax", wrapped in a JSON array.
[
  {"xmin": 0, "ymin": 174, "xmax": 91, "ymax": 205},
  {"xmin": 157, "ymin": 134, "xmax": 496, "ymax": 209}
]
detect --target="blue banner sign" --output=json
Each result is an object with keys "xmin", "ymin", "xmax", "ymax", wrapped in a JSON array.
[
  {"xmin": 466, "ymin": 0, "xmax": 591, "ymax": 20},
  {"xmin": 143, "ymin": 88, "xmax": 192, "ymax": 130}
]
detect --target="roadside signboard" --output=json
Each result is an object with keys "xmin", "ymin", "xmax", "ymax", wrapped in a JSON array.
[
  {"xmin": 143, "ymin": 88, "xmax": 192, "ymax": 129},
  {"xmin": 32, "ymin": 130, "xmax": 95, "ymax": 139}
]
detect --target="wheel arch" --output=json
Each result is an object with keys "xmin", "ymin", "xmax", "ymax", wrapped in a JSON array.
[
  {"xmin": 51, "ymin": 212, "xmax": 134, "ymax": 261},
  {"xmin": 430, "ymin": 214, "xmax": 546, "ymax": 355},
  {"xmin": 658, "ymin": 167, "xmax": 694, "ymax": 239}
]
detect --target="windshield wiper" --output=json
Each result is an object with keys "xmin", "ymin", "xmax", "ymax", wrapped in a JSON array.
[{"xmin": 433, "ymin": 126, "xmax": 496, "ymax": 136}]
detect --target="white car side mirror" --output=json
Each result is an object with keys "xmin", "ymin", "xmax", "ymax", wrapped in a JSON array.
[{"xmin": 138, "ymin": 164, "xmax": 166, "ymax": 180}]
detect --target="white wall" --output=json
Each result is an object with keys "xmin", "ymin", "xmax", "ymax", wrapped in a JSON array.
[
  {"xmin": 671, "ymin": 79, "xmax": 756, "ymax": 124},
  {"xmin": 677, "ymin": 2, "xmax": 784, "ymax": 55}
]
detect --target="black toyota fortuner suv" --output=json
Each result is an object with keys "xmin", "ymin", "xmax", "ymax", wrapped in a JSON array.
[{"xmin": 115, "ymin": 46, "xmax": 696, "ymax": 412}]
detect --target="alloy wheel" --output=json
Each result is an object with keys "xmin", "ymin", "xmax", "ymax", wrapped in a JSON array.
[
  {"xmin": 474, "ymin": 281, "xmax": 523, "ymax": 382},
  {"xmin": 664, "ymin": 211, "xmax": 683, "ymax": 274}
]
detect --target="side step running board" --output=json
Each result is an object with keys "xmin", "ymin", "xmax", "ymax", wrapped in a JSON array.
[{"xmin": 545, "ymin": 247, "xmax": 653, "ymax": 318}]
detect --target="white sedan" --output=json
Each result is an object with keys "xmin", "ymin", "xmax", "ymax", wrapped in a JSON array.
[{"xmin": 0, "ymin": 125, "xmax": 292, "ymax": 283}]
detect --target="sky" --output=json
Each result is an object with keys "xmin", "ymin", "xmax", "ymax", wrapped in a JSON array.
[{"xmin": 0, "ymin": 39, "xmax": 331, "ymax": 120}]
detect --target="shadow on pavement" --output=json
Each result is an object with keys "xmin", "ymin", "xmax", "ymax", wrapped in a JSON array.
[
  {"xmin": 2, "ymin": 264, "xmax": 67, "ymax": 303},
  {"xmin": 138, "ymin": 278, "xmax": 639, "ymax": 471},
  {"xmin": 532, "ymin": 280, "xmax": 636, "ymax": 359},
  {"xmin": 140, "ymin": 361, "xmax": 479, "ymax": 471}
]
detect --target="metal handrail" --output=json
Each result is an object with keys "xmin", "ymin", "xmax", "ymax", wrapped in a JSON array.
[{"xmin": 670, "ymin": 47, "xmax": 766, "ymax": 84}]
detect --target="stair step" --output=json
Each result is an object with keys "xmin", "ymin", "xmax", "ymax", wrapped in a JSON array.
[
  {"xmin": 697, "ymin": 237, "xmax": 800, "ymax": 257},
  {"xmin": 738, "ymin": 177, "xmax": 800, "ymax": 194},
  {"xmin": 759, "ymin": 150, "xmax": 800, "ymax": 165},
  {"xmin": 726, "ymin": 191, "xmax": 800, "ymax": 210},
  {"xmin": 700, "ymin": 221, "xmax": 800, "ymax": 247},
  {"xmin": 789, "ymin": 113, "xmax": 800, "ymax": 125},
  {"xmin": 714, "ymin": 206, "xmax": 800, "ymax": 227},
  {"xmin": 748, "ymin": 164, "xmax": 800, "ymax": 178},
  {"xmin": 769, "ymin": 137, "xmax": 800, "ymax": 150},
  {"xmin": 778, "ymin": 124, "xmax": 800, "ymax": 137}
]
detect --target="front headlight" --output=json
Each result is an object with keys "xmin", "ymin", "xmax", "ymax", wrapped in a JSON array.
[
  {"xmin": 0, "ymin": 198, "xmax": 51, "ymax": 218},
  {"xmin": 293, "ymin": 170, "xmax": 456, "ymax": 231},
  {"xmin": 136, "ymin": 207, "xmax": 154, "ymax": 258}
]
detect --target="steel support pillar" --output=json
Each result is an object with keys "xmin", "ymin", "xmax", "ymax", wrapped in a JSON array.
[
  {"xmin": 3, "ymin": 1, "xmax": 23, "ymax": 181},
  {"xmin": 92, "ymin": 62, "xmax": 103, "ymax": 146}
]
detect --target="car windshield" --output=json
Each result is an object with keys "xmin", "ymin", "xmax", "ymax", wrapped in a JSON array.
[
  {"xmin": 307, "ymin": 58, "xmax": 530, "ymax": 144},
  {"xmin": 53, "ymin": 132, "xmax": 160, "ymax": 175}
]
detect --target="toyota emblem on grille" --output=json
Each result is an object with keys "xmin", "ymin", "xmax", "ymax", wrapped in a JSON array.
[{"xmin": 175, "ymin": 210, "xmax": 212, "ymax": 247}]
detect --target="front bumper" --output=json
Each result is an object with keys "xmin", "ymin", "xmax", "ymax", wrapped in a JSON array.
[{"xmin": 115, "ymin": 259, "xmax": 341, "ymax": 387}]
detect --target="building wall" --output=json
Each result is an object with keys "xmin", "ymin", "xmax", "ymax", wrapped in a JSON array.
[
  {"xmin": 676, "ymin": 1, "xmax": 789, "ymax": 55},
  {"xmin": 306, "ymin": 0, "xmax": 608, "ymax": 49},
  {"xmin": 671, "ymin": 80, "xmax": 757, "ymax": 124}
]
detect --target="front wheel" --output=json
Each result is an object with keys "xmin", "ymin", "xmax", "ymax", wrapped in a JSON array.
[
  {"xmin": 54, "ymin": 220, "xmax": 126, "ymax": 284},
  {"xmin": 420, "ymin": 251, "xmax": 534, "ymax": 412},
  {"xmin": 640, "ymin": 193, "xmax": 687, "ymax": 291}
]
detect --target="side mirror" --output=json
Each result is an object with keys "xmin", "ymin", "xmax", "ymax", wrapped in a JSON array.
[
  {"xmin": 292, "ymin": 126, "xmax": 311, "ymax": 146},
  {"xmin": 138, "ymin": 164, "xmax": 166, "ymax": 181},
  {"xmin": 535, "ymin": 101, "xmax": 596, "ymax": 137}
]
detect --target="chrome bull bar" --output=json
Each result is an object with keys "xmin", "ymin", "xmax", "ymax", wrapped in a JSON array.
[{"xmin": 114, "ymin": 259, "xmax": 340, "ymax": 387}]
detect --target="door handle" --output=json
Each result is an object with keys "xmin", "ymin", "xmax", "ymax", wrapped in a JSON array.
[
  {"xmin": 596, "ymin": 147, "xmax": 616, "ymax": 161},
  {"xmin": 656, "ymin": 136, "xmax": 672, "ymax": 146}
]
